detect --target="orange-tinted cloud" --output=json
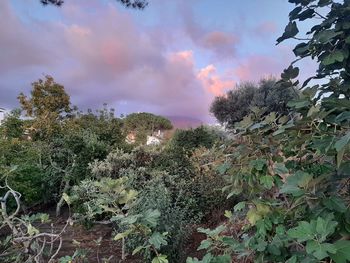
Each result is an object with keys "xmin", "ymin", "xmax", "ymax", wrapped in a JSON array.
[
  {"xmin": 0, "ymin": 0, "xmax": 297, "ymax": 123},
  {"xmin": 198, "ymin": 65, "xmax": 235, "ymax": 96}
]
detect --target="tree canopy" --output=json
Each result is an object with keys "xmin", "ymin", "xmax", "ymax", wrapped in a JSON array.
[
  {"xmin": 123, "ymin": 112, "xmax": 173, "ymax": 133},
  {"xmin": 18, "ymin": 76, "xmax": 71, "ymax": 139},
  {"xmin": 0, "ymin": 109, "xmax": 24, "ymax": 139},
  {"xmin": 210, "ymin": 78, "xmax": 298, "ymax": 127}
]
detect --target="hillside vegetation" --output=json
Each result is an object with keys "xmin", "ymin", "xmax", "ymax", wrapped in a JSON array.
[{"xmin": 1, "ymin": 0, "xmax": 350, "ymax": 262}]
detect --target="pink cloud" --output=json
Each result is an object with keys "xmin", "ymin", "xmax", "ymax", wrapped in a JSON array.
[
  {"xmin": 0, "ymin": 1, "xmax": 63, "ymax": 73},
  {"xmin": 0, "ymin": 0, "xmax": 297, "ymax": 123},
  {"xmin": 197, "ymin": 65, "xmax": 235, "ymax": 96},
  {"xmin": 0, "ymin": 0, "xmax": 219, "ymax": 121}
]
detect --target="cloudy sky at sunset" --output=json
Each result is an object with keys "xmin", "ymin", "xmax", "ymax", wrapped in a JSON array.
[{"xmin": 0, "ymin": 0, "xmax": 315, "ymax": 123}]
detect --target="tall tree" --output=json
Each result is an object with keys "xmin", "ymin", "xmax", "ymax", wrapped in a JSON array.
[
  {"xmin": 18, "ymin": 75, "xmax": 71, "ymax": 139},
  {"xmin": 210, "ymin": 78, "xmax": 298, "ymax": 127}
]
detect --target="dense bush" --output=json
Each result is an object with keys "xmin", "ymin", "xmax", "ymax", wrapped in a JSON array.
[
  {"xmin": 71, "ymin": 136, "xmax": 226, "ymax": 262},
  {"xmin": 171, "ymin": 126, "xmax": 218, "ymax": 152},
  {"xmin": 0, "ymin": 139, "xmax": 45, "ymax": 206},
  {"xmin": 122, "ymin": 112, "xmax": 173, "ymax": 144},
  {"xmin": 4, "ymin": 1, "xmax": 349, "ymax": 262},
  {"xmin": 210, "ymin": 78, "xmax": 298, "ymax": 127},
  {"xmin": 189, "ymin": 1, "xmax": 350, "ymax": 263}
]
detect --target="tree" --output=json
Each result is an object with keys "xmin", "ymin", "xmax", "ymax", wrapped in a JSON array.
[
  {"xmin": 123, "ymin": 112, "xmax": 173, "ymax": 144},
  {"xmin": 0, "ymin": 109, "xmax": 24, "ymax": 139},
  {"xmin": 40, "ymin": 0, "xmax": 148, "ymax": 9},
  {"xmin": 210, "ymin": 81, "xmax": 256, "ymax": 126},
  {"xmin": 171, "ymin": 126, "xmax": 217, "ymax": 152},
  {"xmin": 190, "ymin": 1, "xmax": 350, "ymax": 262},
  {"xmin": 210, "ymin": 77, "xmax": 298, "ymax": 127},
  {"xmin": 18, "ymin": 76, "xmax": 71, "ymax": 139},
  {"xmin": 65, "ymin": 104, "xmax": 124, "ymax": 147}
]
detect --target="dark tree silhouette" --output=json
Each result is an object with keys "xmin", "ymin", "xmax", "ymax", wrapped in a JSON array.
[
  {"xmin": 210, "ymin": 78, "xmax": 298, "ymax": 127},
  {"xmin": 40, "ymin": 0, "xmax": 63, "ymax": 6},
  {"xmin": 40, "ymin": 0, "xmax": 148, "ymax": 9}
]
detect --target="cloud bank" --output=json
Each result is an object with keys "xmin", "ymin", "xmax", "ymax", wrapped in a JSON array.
[{"xmin": 0, "ymin": 0, "xmax": 290, "ymax": 122}]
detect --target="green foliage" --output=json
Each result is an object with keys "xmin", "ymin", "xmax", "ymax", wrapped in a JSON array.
[
  {"xmin": 210, "ymin": 78, "xmax": 298, "ymax": 127},
  {"xmin": 67, "ymin": 104, "xmax": 124, "ymax": 147},
  {"xmin": 129, "ymin": 175, "xmax": 200, "ymax": 261},
  {"xmin": 123, "ymin": 112, "xmax": 173, "ymax": 144},
  {"xmin": 70, "ymin": 176, "xmax": 137, "ymax": 220},
  {"xmin": 71, "ymin": 141, "xmax": 227, "ymax": 261},
  {"xmin": 6, "ymin": 2, "xmax": 350, "ymax": 262},
  {"xmin": 189, "ymin": 1, "xmax": 350, "ymax": 262},
  {"xmin": 18, "ymin": 75, "xmax": 72, "ymax": 140},
  {"xmin": 171, "ymin": 126, "xmax": 218, "ymax": 152},
  {"xmin": 0, "ymin": 139, "xmax": 45, "ymax": 206},
  {"xmin": 0, "ymin": 109, "xmax": 24, "ymax": 139}
]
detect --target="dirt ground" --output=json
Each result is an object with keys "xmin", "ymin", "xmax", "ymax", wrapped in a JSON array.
[{"xmin": 1, "ymin": 207, "xmax": 242, "ymax": 262}]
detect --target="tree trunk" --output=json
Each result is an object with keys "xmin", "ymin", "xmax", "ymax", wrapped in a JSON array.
[{"xmin": 56, "ymin": 178, "xmax": 70, "ymax": 216}]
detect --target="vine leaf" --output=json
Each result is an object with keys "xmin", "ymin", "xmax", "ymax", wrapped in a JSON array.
[{"xmin": 277, "ymin": 22, "xmax": 299, "ymax": 44}]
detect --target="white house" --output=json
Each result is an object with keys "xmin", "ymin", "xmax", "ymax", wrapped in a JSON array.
[
  {"xmin": 0, "ymin": 108, "xmax": 6, "ymax": 125},
  {"xmin": 146, "ymin": 130, "xmax": 164, "ymax": 145}
]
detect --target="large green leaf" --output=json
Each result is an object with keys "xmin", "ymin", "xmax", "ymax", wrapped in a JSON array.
[
  {"xmin": 323, "ymin": 196, "xmax": 347, "ymax": 213},
  {"xmin": 234, "ymin": 201, "xmax": 246, "ymax": 212},
  {"xmin": 277, "ymin": 21, "xmax": 299, "ymax": 44},
  {"xmin": 249, "ymin": 159, "xmax": 267, "ymax": 171},
  {"xmin": 306, "ymin": 240, "xmax": 336, "ymax": 260},
  {"xmin": 315, "ymin": 216, "xmax": 338, "ymax": 242},
  {"xmin": 142, "ymin": 209, "xmax": 161, "ymax": 227},
  {"xmin": 152, "ymin": 254, "xmax": 168, "ymax": 263},
  {"xmin": 287, "ymin": 98, "xmax": 310, "ymax": 109},
  {"xmin": 297, "ymin": 9, "xmax": 315, "ymax": 21},
  {"xmin": 197, "ymin": 239, "xmax": 213, "ymax": 251},
  {"xmin": 334, "ymin": 132, "xmax": 350, "ymax": 167},
  {"xmin": 315, "ymin": 30, "xmax": 342, "ymax": 43},
  {"xmin": 197, "ymin": 225, "xmax": 226, "ymax": 237},
  {"xmin": 281, "ymin": 65, "xmax": 300, "ymax": 80},
  {"xmin": 330, "ymin": 240, "xmax": 350, "ymax": 263},
  {"xmin": 274, "ymin": 163, "xmax": 289, "ymax": 175},
  {"xmin": 260, "ymin": 176, "xmax": 274, "ymax": 189},
  {"xmin": 289, "ymin": 6, "xmax": 302, "ymax": 20},
  {"xmin": 280, "ymin": 171, "xmax": 312, "ymax": 196},
  {"xmin": 148, "ymin": 232, "xmax": 168, "ymax": 250},
  {"xmin": 322, "ymin": 50, "xmax": 346, "ymax": 65},
  {"xmin": 287, "ymin": 221, "xmax": 315, "ymax": 242},
  {"xmin": 335, "ymin": 111, "xmax": 350, "ymax": 123}
]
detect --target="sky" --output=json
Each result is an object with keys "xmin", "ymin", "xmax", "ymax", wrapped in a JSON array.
[{"xmin": 0, "ymin": 0, "xmax": 316, "ymax": 123}]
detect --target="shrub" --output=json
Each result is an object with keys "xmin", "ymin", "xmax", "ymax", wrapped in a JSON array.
[{"xmin": 188, "ymin": 1, "xmax": 350, "ymax": 262}]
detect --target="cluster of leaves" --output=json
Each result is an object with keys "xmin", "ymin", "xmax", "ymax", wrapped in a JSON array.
[
  {"xmin": 171, "ymin": 126, "xmax": 218, "ymax": 153},
  {"xmin": 210, "ymin": 77, "xmax": 298, "ymax": 128},
  {"xmin": 69, "ymin": 133, "xmax": 226, "ymax": 262},
  {"xmin": 0, "ymin": 77, "xmax": 135, "ymax": 212},
  {"xmin": 3, "ymin": 73, "xmax": 223, "ymax": 262},
  {"xmin": 189, "ymin": 0, "xmax": 350, "ymax": 262},
  {"xmin": 122, "ymin": 112, "xmax": 173, "ymax": 145},
  {"xmin": 0, "ymin": 167, "xmax": 69, "ymax": 263}
]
